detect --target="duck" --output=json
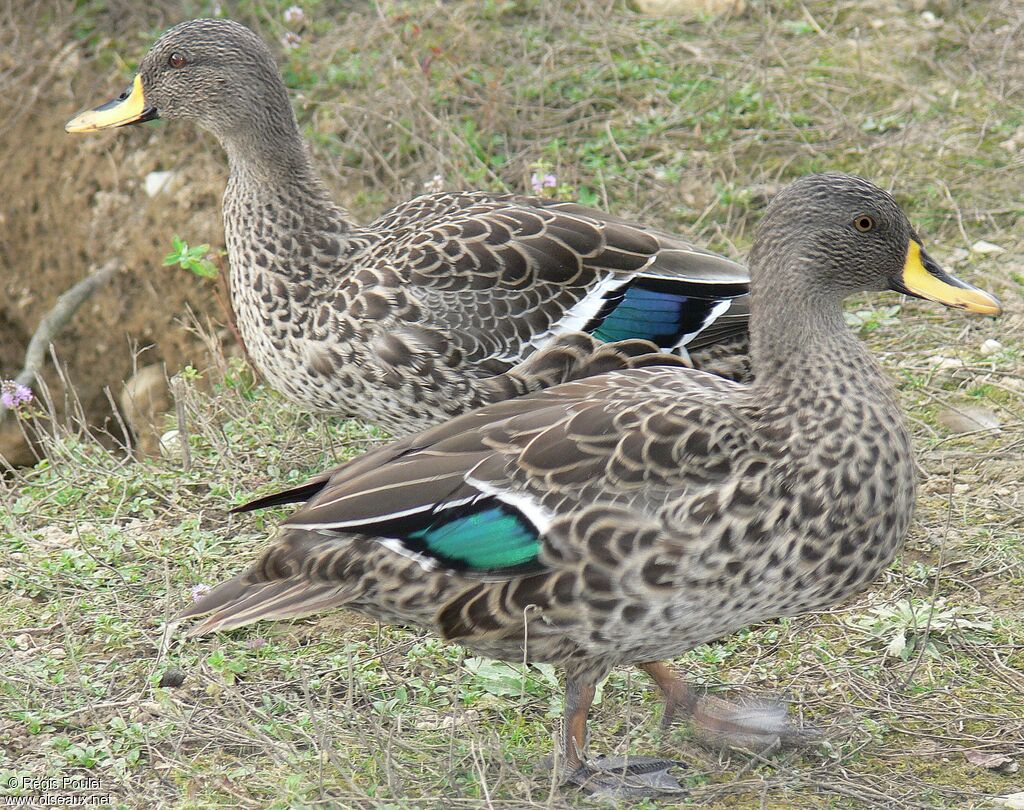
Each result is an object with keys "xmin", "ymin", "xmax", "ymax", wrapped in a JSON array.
[
  {"xmin": 65, "ymin": 18, "xmax": 750, "ymax": 436},
  {"xmin": 172, "ymin": 173, "xmax": 1000, "ymax": 795}
]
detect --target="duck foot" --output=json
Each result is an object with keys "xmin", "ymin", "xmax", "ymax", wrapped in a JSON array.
[
  {"xmin": 642, "ymin": 662, "xmax": 821, "ymax": 753},
  {"xmin": 689, "ymin": 695, "xmax": 821, "ymax": 752},
  {"xmin": 567, "ymin": 755, "xmax": 686, "ymax": 798}
]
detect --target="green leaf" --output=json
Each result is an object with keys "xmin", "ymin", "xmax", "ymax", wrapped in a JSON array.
[
  {"xmin": 189, "ymin": 260, "xmax": 220, "ymax": 279},
  {"xmin": 164, "ymin": 237, "xmax": 218, "ymax": 278}
]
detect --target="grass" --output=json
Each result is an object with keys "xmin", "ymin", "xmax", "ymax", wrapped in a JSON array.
[{"xmin": 3, "ymin": 0, "xmax": 1024, "ymax": 807}]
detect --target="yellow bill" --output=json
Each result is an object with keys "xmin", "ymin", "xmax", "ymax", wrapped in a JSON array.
[
  {"xmin": 65, "ymin": 75, "xmax": 157, "ymax": 133},
  {"xmin": 900, "ymin": 240, "xmax": 1001, "ymax": 316}
]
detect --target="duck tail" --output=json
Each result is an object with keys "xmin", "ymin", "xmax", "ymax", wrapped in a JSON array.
[
  {"xmin": 481, "ymin": 332, "xmax": 687, "ymax": 400},
  {"xmin": 171, "ymin": 575, "xmax": 358, "ymax": 637}
]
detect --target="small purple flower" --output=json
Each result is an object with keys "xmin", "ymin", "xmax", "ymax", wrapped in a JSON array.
[
  {"xmin": 283, "ymin": 6, "xmax": 305, "ymax": 26},
  {"xmin": 191, "ymin": 583, "xmax": 212, "ymax": 602},
  {"xmin": 281, "ymin": 31, "xmax": 302, "ymax": 50},
  {"xmin": 245, "ymin": 637, "xmax": 268, "ymax": 651},
  {"xmin": 530, "ymin": 172, "xmax": 557, "ymax": 193},
  {"xmin": 1, "ymin": 380, "xmax": 33, "ymax": 409}
]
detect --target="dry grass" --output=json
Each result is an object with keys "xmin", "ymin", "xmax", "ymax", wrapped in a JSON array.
[{"xmin": 2, "ymin": 0, "xmax": 1023, "ymax": 808}]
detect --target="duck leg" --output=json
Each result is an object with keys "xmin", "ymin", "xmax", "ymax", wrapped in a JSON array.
[
  {"xmin": 641, "ymin": 661, "xmax": 818, "ymax": 750},
  {"xmin": 561, "ymin": 675, "xmax": 684, "ymax": 797}
]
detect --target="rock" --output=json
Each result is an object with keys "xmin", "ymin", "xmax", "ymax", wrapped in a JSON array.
[
  {"xmin": 937, "ymin": 405, "xmax": 1001, "ymax": 434},
  {"xmin": 971, "ymin": 240, "xmax": 1005, "ymax": 255},
  {"xmin": 965, "ymin": 749, "xmax": 1018, "ymax": 773},
  {"xmin": 632, "ymin": 0, "xmax": 745, "ymax": 17},
  {"xmin": 907, "ymin": 0, "xmax": 965, "ymax": 16},
  {"xmin": 980, "ymin": 339, "xmax": 1003, "ymax": 356},
  {"xmin": 144, "ymin": 170, "xmax": 178, "ymax": 198},
  {"xmin": 945, "ymin": 247, "xmax": 970, "ymax": 266},
  {"xmin": 999, "ymin": 125, "xmax": 1024, "ymax": 153},
  {"xmin": 158, "ymin": 429, "xmax": 183, "ymax": 460},
  {"xmin": 140, "ymin": 700, "xmax": 163, "ymax": 717},
  {"xmin": 35, "ymin": 526, "xmax": 77, "ymax": 550},
  {"xmin": 120, "ymin": 364, "xmax": 172, "ymax": 458},
  {"xmin": 422, "ymin": 173, "xmax": 444, "ymax": 193},
  {"xmin": 925, "ymin": 355, "xmax": 962, "ymax": 371},
  {"xmin": 158, "ymin": 667, "xmax": 186, "ymax": 688}
]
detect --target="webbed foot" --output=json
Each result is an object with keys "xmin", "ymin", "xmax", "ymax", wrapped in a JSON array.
[
  {"xmin": 567, "ymin": 755, "xmax": 686, "ymax": 798},
  {"xmin": 642, "ymin": 661, "xmax": 821, "ymax": 752},
  {"xmin": 689, "ymin": 694, "xmax": 822, "ymax": 751}
]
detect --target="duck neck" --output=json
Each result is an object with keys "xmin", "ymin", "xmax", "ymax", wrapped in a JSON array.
[
  {"xmin": 748, "ymin": 258, "xmax": 884, "ymax": 396},
  {"xmin": 214, "ymin": 84, "xmax": 363, "ymax": 305},
  {"xmin": 209, "ymin": 80, "xmax": 351, "ymax": 227},
  {"xmin": 222, "ymin": 127, "xmax": 341, "ymax": 216}
]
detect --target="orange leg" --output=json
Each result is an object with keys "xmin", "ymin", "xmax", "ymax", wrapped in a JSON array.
[
  {"xmin": 641, "ymin": 661, "xmax": 698, "ymax": 728},
  {"xmin": 560, "ymin": 674, "xmax": 684, "ymax": 796},
  {"xmin": 561, "ymin": 678, "xmax": 596, "ymax": 772}
]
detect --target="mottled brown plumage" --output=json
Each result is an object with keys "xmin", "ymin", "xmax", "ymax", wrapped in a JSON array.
[
  {"xmin": 173, "ymin": 174, "xmax": 1000, "ymax": 795},
  {"xmin": 66, "ymin": 19, "xmax": 750, "ymax": 435}
]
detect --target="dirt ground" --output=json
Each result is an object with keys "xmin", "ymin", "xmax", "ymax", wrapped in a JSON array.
[{"xmin": 1, "ymin": 3, "xmax": 243, "ymax": 464}]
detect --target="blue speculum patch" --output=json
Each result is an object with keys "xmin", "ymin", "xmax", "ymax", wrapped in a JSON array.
[
  {"xmin": 589, "ymin": 278, "xmax": 729, "ymax": 347},
  {"xmin": 408, "ymin": 505, "xmax": 540, "ymax": 570}
]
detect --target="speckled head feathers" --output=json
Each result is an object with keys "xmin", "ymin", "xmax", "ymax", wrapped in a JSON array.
[
  {"xmin": 137, "ymin": 19, "xmax": 295, "ymax": 144},
  {"xmin": 749, "ymin": 173, "xmax": 916, "ymax": 298},
  {"xmin": 749, "ymin": 173, "xmax": 1000, "ymax": 318}
]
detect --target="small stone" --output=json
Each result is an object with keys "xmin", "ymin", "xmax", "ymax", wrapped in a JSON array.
[
  {"xmin": 50, "ymin": 646, "xmax": 66, "ymax": 660},
  {"xmin": 159, "ymin": 429, "xmax": 183, "ymax": 459},
  {"xmin": 744, "ymin": 183, "xmax": 782, "ymax": 208},
  {"xmin": 121, "ymin": 365, "xmax": 172, "ymax": 459},
  {"xmin": 937, "ymin": 406, "xmax": 1001, "ymax": 434},
  {"xmin": 140, "ymin": 700, "xmax": 163, "ymax": 717},
  {"xmin": 414, "ymin": 709, "xmax": 479, "ymax": 730},
  {"xmin": 35, "ymin": 526, "xmax": 76, "ymax": 550},
  {"xmin": 144, "ymin": 170, "xmax": 177, "ymax": 198},
  {"xmin": 926, "ymin": 355, "xmax": 961, "ymax": 371},
  {"xmin": 633, "ymin": 0, "xmax": 745, "ymax": 16},
  {"xmin": 980, "ymin": 339, "xmax": 1003, "ymax": 356},
  {"xmin": 999, "ymin": 126, "xmax": 1024, "ymax": 152},
  {"xmin": 971, "ymin": 240, "xmax": 1005, "ymax": 255},
  {"xmin": 158, "ymin": 667, "xmax": 186, "ymax": 688},
  {"xmin": 14, "ymin": 633, "xmax": 32, "ymax": 650},
  {"xmin": 422, "ymin": 173, "xmax": 444, "ymax": 193}
]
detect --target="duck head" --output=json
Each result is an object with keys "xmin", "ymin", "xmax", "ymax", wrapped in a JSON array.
[
  {"xmin": 65, "ymin": 19, "xmax": 292, "ymax": 147},
  {"xmin": 750, "ymin": 173, "xmax": 1002, "ymax": 316}
]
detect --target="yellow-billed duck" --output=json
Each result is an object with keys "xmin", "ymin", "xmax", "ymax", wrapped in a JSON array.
[
  {"xmin": 172, "ymin": 174, "xmax": 1000, "ymax": 795},
  {"xmin": 66, "ymin": 18, "xmax": 750, "ymax": 434}
]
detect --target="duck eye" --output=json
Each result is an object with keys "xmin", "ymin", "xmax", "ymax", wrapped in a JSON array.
[
  {"xmin": 854, "ymin": 215, "xmax": 876, "ymax": 232},
  {"xmin": 168, "ymin": 52, "xmax": 187, "ymax": 69}
]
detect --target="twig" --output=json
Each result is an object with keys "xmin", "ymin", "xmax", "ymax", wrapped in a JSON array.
[
  {"xmin": 1, "ymin": 261, "xmax": 118, "ymax": 424},
  {"xmin": 903, "ymin": 467, "xmax": 954, "ymax": 688},
  {"xmin": 170, "ymin": 376, "xmax": 192, "ymax": 474}
]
